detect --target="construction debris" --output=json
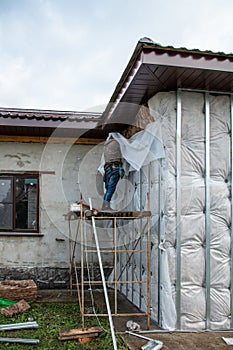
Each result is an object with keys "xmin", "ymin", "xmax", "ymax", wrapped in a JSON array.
[
  {"xmin": 77, "ymin": 336, "xmax": 97, "ymax": 344},
  {"xmin": 126, "ymin": 331, "xmax": 163, "ymax": 350},
  {"xmin": 59, "ymin": 326, "xmax": 103, "ymax": 343},
  {"xmin": 0, "ymin": 337, "xmax": 39, "ymax": 344},
  {"xmin": 0, "ymin": 321, "xmax": 39, "ymax": 331},
  {"xmin": 222, "ymin": 337, "xmax": 233, "ymax": 345},
  {"xmin": 0, "ymin": 280, "xmax": 37, "ymax": 301},
  {"xmin": 0, "ymin": 299, "xmax": 30, "ymax": 317},
  {"xmin": 0, "ymin": 298, "xmax": 17, "ymax": 308},
  {"xmin": 126, "ymin": 320, "xmax": 141, "ymax": 331},
  {"xmin": 0, "ymin": 321, "xmax": 39, "ymax": 345}
]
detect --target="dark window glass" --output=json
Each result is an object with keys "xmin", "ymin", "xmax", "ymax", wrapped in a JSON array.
[
  {"xmin": 0, "ymin": 175, "xmax": 39, "ymax": 232},
  {"xmin": 0, "ymin": 177, "xmax": 13, "ymax": 229}
]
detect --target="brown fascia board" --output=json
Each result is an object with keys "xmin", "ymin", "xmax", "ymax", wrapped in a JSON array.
[
  {"xmin": 101, "ymin": 39, "xmax": 233, "ymax": 125},
  {"xmin": 142, "ymin": 49, "xmax": 233, "ymax": 72}
]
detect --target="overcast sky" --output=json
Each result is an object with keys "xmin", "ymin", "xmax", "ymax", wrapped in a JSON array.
[{"xmin": 0, "ymin": 0, "xmax": 232, "ymax": 112}]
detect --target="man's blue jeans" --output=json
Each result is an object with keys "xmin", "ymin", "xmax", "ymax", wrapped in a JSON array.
[{"xmin": 103, "ymin": 165, "xmax": 120, "ymax": 202}]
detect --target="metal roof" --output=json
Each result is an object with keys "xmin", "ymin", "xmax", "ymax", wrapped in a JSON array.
[
  {"xmin": 102, "ymin": 38, "xmax": 233, "ymax": 128},
  {"xmin": 0, "ymin": 107, "xmax": 104, "ymax": 139},
  {"xmin": 0, "ymin": 107, "xmax": 101, "ymax": 121}
]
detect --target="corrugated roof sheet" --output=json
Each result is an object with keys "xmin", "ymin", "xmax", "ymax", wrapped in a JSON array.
[
  {"xmin": 138, "ymin": 37, "xmax": 233, "ymax": 61},
  {"xmin": 0, "ymin": 107, "xmax": 104, "ymax": 138},
  {"xmin": 0, "ymin": 107, "xmax": 102, "ymax": 121}
]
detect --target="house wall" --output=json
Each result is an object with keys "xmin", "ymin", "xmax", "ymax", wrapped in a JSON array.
[
  {"xmin": 0, "ymin": 141, "xmax": 109, "ymax": 288},
  {"xmin": 116, "ymin": 90, "xmax": 233, "ymax": 331}
]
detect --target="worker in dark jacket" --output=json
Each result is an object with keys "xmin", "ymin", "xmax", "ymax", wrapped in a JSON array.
[{"xmin": 102, "ymin": 137, "xmax": 124, "ymax": 210}]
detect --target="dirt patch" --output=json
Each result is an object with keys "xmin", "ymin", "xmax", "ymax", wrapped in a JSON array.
[{"xmin": 122, "ymin": 331, "xmax": 233, "ymax": 350}]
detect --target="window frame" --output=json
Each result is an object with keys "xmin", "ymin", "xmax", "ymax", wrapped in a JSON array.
[{"xmin": 0, "ymin": 173, "xmax": 40, "ymax": 233}]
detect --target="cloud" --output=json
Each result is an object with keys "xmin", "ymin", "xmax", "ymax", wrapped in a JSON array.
[
  {"xmin": 0, "ymin": 0, "xmax": 123, "ymax": 110},
  {"xmin": 0, "ymin": 0, "xmax": 232, "ymax": 111}
]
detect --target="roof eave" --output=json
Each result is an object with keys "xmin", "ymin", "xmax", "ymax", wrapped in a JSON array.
[
  {"xmin": 101, "ymin": 40, "xmax": 145, "ymax": 125},
  {"xmin": 101, "ymin": 39, "xmax": 233, "ymax": 126}
]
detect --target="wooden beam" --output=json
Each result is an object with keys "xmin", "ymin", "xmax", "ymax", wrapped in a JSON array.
[
  {"xmin": 0, "ymin": 170, "xmax": 55, "ymax": 174},
  {"xmin": 84, "ymin": 209, "xmax": 151, "ymax": 219},
  {"xmin": 59, "ymin": 327, "xmax": 102, "ymax": 341},
  {"xmin": 0, "ymin": 135, "xmax": 104, "ymax": 145}
]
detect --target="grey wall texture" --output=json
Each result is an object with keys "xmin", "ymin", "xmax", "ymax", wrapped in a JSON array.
[{"xmin": 0, "ymin": 141, "xmax": 111, "ymax": 287}]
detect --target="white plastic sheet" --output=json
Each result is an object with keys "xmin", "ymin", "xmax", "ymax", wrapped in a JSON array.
[{"xmin": 98, "ymin": 120, "xmax": 165, "ymax": 175}]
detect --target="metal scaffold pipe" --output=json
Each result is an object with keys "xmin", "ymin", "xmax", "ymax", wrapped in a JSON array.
[{"xmin": 88, "ymin": 197, "xmax": 118, "ymax": 350}]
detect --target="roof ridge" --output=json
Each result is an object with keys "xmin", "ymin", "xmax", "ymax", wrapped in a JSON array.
[{"xmin": 139, "ymin": 37, "xmax": 233, "ymax": 57}]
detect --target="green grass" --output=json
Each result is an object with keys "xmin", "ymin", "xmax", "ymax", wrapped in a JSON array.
[{"xmin": 0, "ymin": 303, "xmax": 128, "ymax": 349}]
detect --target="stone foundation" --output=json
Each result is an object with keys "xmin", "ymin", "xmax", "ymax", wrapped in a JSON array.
[{"xmin": 0, "ymin": 266, "xmax": 113, "ymax": 289}]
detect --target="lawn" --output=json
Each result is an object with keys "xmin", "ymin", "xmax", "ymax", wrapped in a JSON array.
[{"xmin": 0, "ymin": 303, "xmax": 128, "ymax": 349}]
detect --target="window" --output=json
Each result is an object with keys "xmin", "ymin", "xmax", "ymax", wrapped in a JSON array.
[{"xmin": 0, "ymin": 174, "xmax": 39, "ymax": 232}]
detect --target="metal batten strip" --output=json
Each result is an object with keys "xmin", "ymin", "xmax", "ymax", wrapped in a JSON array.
[
  {"xmin": 158, "ymin": 160, "xmax": 162, "ymax": 326},
  {"xmin": 131, "ymin": 219, "xmax": 135, "ymax": 303},
  {"xmin": 114, "ymin": 218, "xmax": 117, "ymax": 315},
  {"xmin": 205, "ymin": 92, "xmax": 211, "ymax": 329},
  {"xmin": 176, "ymin": 89, "xmax": 182, "ymax": 329},
  {"xmin": 147, "ymin": 163, "xmax": 151, "ymax": 328},
  {"xmin": 147, "ymin": 172, "xmax": 151, "ymax": 329},
  {"xmin": 139, "ymin": 168, "xmax": 143, "ymax": 310},
  {"xmin": 230, "ymin": 95, "xmax": 233, "ymax": 327},
  {"xmin": 80, "ymin": 201, "xmax": 85, "ymax": 329},
  {"xmin": 158, "ymin": 158, "xmax": 165, "ymax": 327}
]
